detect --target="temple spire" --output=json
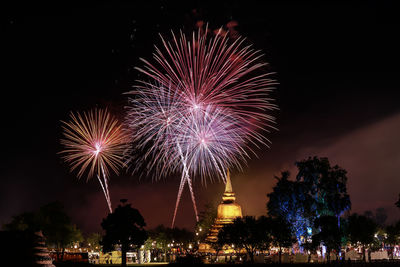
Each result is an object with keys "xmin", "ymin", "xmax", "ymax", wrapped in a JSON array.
[{"xmin": 225, "ymin": 169, "xmax": 233, "ymax": 193}]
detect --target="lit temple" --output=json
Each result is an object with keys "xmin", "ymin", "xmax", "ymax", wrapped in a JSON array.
[{"xmin": 199, "ymin": 170, "xmax": 242, "ymax": 251}]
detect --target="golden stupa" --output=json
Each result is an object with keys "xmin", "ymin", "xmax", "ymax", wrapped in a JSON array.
[{"xmin": 199, "ymin": 170, "xmax": 242, "ymax": 252}]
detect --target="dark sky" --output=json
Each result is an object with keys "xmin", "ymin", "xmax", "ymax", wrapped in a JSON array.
[{"xmin": 2, "ymin": 0, "xmax": 400, "ymax": 233}]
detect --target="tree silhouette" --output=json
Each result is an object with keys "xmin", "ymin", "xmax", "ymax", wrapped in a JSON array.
[
  {"xmin": 270, "ymin": 216, "xmax": 296, "ymax": 264},
  {"xmin": 267, "ymin": 171, "xmax": 313, "ymax": 245},
  {"xmin": 296, "ymin": 157, "xmax": 351, "ymax": 223},
  {"xmin": 347, "ymin": 213, "xmax": 377, "ymax": 261},
  {"xmin": 385, "ymin": 221, "xmax": 400, "ymax": 259},
  {"xmin": 3, "ymin": 201, "xmax": 83, "ymax": 261},
  {"xmin": 195, "ymin": 203, "xmax": 217, "ymax": 241},
  {"xmin": 312, "ymin": 215, "xmax": 341, "ymax": 262},
  {"xmin": 37, "ymin": 202, "xmax": 83, "ymax": 261},
  {"xmin": 3, "ymin": 212, "xmax": 36, "ymax": 232},
  {"xmin": 267, "ymin": 157, "xmax": 351, "ymax": 250},
  {"xmin": 218, "ymin": 216, "xmax": 272, "ymax": 263},
  {"xmin": 86, "ymin": 232, "xmax": 102, "ymax": 250},
  {"xmin": 396, "ymin": 194, "xmax": 400, "ymax": 209},
  {"xmin": 375, "ymin": 207, "xmax": 388, "ymax": 226},
  {"xmin": 101, "ymin": 200, "xmax": 147, "ymax": 267},
  {"xmin": 302, "ymin": 239, "xmax": 319, "ymax": 263}
]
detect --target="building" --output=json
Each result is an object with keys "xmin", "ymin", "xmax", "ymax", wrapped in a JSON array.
[{"xmin": 198, "ymin": 170, "xmax": 242, "ymax": 252}]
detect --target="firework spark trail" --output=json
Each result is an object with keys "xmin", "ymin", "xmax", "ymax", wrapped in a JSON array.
[
  {"xmin": 171, "ymin": 143, "xmax": 199, "ymax": 227},
  {"xmin": 100, "ymin": 163, "xmax": 112, "ymax": 212},
  {"xmin": 126, "ymin": 82, "xmax": 201, "ymax": 226},
  {"xmin": 60, "ymin": 109, "xmax": 129, "ymax": 213},
  {"xmin": 127, "ymin": 27, "xmax": 278, "ymax": 226},
  {"xmin": 96, "ymin": 174, "xmax": 111, "ymax": 212},
  {"xmin": 171, "ymin": 167, "xmax": 188, "ymax": 228}
]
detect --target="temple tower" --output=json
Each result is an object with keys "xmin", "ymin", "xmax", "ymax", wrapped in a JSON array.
[{"xmin": 204, "ymin": 170, "xmax": 242, "ymax": 243}]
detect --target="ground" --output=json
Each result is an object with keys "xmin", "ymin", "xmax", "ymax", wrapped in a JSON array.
[{"xmin": 54, "ymin": 261, "xmax": 400, "ymax": 267}]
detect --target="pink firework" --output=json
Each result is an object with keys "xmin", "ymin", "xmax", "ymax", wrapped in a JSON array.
[
  {"xmin": 60, "ymin": 108, "xmax": 129, "ymax": 213},
  {"xmin": 128, "ymin": 27, "xmax": 277, "ymax": 226},
  {"xmin": 126, "ymin": 81, "xmax": 200, "ymax": 224},
  {"xmin": 136, "ymin": 27, "xmax": 277, "ymax": 139},
  {"xmin": 125, "ymin": 81, "xmax": 184, "ymax": 178}
]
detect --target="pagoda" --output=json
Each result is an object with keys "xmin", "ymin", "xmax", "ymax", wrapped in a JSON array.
[
  {"xmin": 199, "ymin": 170, "xmax": 242, "ymax": 251},
  {"xmin": 32, "ymin": 231, "xmax": 56, "ymax": 267}
]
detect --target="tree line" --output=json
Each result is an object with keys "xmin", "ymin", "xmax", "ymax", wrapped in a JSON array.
[{"xmin": 212, "ymin": 157, "xmax": 400, "ymax": 263}]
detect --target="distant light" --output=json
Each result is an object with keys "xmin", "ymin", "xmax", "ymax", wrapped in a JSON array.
[
  {"xmin": 307, "ymin": 227, "xmax": 312, "ymax": 235},
  {"xmin": 94, "ymin": 142, "xmax": 102, "ymax": 156}
]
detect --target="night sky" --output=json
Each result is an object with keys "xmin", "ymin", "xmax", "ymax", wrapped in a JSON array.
[{"xmin": 2, "ymin": 0, "xmax": 400, "ymax": 233}]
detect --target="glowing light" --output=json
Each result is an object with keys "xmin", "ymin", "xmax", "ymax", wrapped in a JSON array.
[
  {"xmin": 59, "ymin": 108, "xmax": 129, "ymax": 213},
  {"xmin": 307, "ymin": 227, "xmax": 312, "ymax": 235}
]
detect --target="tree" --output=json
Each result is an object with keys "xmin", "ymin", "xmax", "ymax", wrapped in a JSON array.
[
  {"xmin": 267, "ymin": 171, "xmax": 313, "ymax": 245},
  {"xmin": 347, "ymin": 214, "xmax": 377, "ymax": 261},
  {"xmin": 146, "ymin": 224, "xmax": 194, "ymax": 262},
  {"xmin": 363, "ymin": 210, "xmax": 374, "ymax": 219},
  {"xmin": 86, "ymin": 233, "xmax": 102, "ymax": 251},
  {"xmin": 312, "ymin": 215, "xmax": 341, "ymax": 262},
  {"xmin": 218, "ymin": 216, "xmax": 272, "ymax": 263},
  {"xmin": 296, "ymin": 157, "xmax": 351, "ymax": 223},
  {"xmin": 267, "ymin": 157, "xmax": 351, "ymax": 250},
  {"xmin": 3, "ymin": 212, "xmax": 37, "ymax": 232},
  {"xmin": 38, "ymin": 202, "xmax": 83, "ymax": 261},
  {"xmin": 302, "ymin": 240, "xmax": 319, "ymax": 263},
  {"xmin": 195, "ymin": 203, "xmax": 217, "ymax": 241},
  {"xmin": 385, "ymin": 221, "xmax": 400, "ymax": 259},
  {"xmin": 3, "ymin": 201, "xmax": 83, "ymax": 261},
  {"xmin": 270, "ymin": 216, "xmax": 296, "ymax": 264},
  {"xmin": 101, "ymin": 199, "xmax": 147, "ymax": 267},
  {"xmin": 375, "ymin": 207, "xmax": 388, "ymax": 226},
  {"xmin": 148, "ymin": 225, "xmax": 169, "ymax": 253}
]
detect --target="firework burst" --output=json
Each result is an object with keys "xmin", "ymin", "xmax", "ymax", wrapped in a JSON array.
[
  {"xmin": 127, "ymin": 27, "xmax": 277, "ymax": 226},
  {"xmin": 60, "ymin": 108, "xmax": 129, "ymax": 213}
]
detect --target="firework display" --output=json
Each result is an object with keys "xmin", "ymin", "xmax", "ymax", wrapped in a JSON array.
[
  {"xmin": 60, "ymin": 109, "xmax": 129, "ymax": 213},
  {"xmin": 126, "ymin": 28, "xmax": 277, "ymax": 226}
]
